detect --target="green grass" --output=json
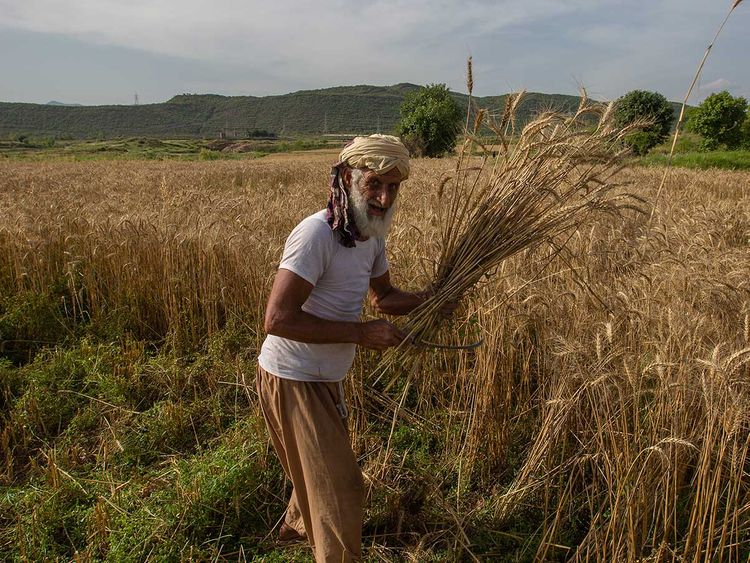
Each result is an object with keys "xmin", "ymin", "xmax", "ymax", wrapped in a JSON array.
[
  {"xmin": 638, "ymin": 150, "xmax": 750, "ymax": 170},
  {"xmin": 634, "ymin": 131, "xmax": 750, "ymax": 170},
  {"xmin": 0, "ymin": 137, "xmax": 207, "ymax": 161},
  {"xmin": 0, "ymin": 288, "xmax": 548, "ymax": 560},
  {"xmin": 0, "ymin": 137, "xmax": 336, "ymax": 161},
  {"xmin": 648, "ymin": 131, "xmax": 704, "ymax": 154}
]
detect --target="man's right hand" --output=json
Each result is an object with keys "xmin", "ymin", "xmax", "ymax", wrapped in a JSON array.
[{"xmin": 358, "ymin": 319, "xmax": 406, "ymax": 351}]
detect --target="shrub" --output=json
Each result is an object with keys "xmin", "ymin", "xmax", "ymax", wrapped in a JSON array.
[
  {"xmin": 614, "ymin": 90, "xmax": 674, "ymax": 155},
  {"xmin": 198, "ymin": 148, "xmax": 220, "ymax": 160},
  {"xmin": 687, "ymin": 90, "xmax": 748, "ymax": 150},
  {"xmin": 624, "ymin": 131, "xmax": 664, "ymax": 156},
  {"xmin": 397, "ymin": 84, "xmax": 462, "ymax": 157},
  {"xmin": 741, "ymin": 114, "xmax": 750, "ymax": 149}
]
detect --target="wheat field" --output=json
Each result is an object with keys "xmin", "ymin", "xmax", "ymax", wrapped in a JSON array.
[{"xmin": 0, "ymin": 153, "xmax": 748, "ymax": 561}]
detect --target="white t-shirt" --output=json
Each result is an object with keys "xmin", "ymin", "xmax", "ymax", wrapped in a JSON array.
[{"xmin": 258, "ymin": 210, "xmax": 389, "ymax": 382}]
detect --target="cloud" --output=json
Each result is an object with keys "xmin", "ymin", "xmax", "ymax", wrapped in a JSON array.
[
  {"xmin": 0, "ymin": 0, "xmax": 747, "ymax": 102},
  {"xmin": 700, "ymin": 78, "xmax": 732, "ymax": 91},
  {"xmin": 0, "ymin": 0, "xmax": 610, "ymax": 91}
]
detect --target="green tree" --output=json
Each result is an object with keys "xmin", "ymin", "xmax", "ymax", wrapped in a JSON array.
[
  {"xmin": 397, "ymin": 84, "xmax": 462, "ymax": 157},
  {"xmin": 687, "ymin": 90, "xmax": 748, "ymax": 150},
  {"xmin": 740, "ymin": 113, "xmax": 750, "ymax": 149},
  {"xmin": 614, "ymin": 90, "xmax": 674, "ymax": 155}
]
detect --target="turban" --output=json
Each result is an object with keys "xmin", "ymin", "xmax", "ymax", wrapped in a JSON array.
[
  {"xmin": 338, "ymin": 134, "xmax": 410, "ymax": 180},
  {"xmin": 327, "ymin": 134, "xmax": 410, "ymax": 247}
]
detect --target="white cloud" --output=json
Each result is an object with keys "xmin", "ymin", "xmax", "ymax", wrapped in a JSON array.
[
  {"xmin": 0, "ymin": 0, "xmax": 747, "ymax": 101},
  {"xmin": 700, "ymin": 78, "xmax": 732, "ymax": 91},
  {"xmin": 0, "ymin": 1, "xmax": 609, "ymax": 87}
]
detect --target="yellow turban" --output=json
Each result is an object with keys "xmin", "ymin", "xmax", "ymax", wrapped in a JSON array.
[{"xmin": 339, "ymin": 134, "xmax": 410, "ymax": 180}]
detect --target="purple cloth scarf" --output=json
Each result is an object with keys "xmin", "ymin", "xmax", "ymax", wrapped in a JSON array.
[{"xmin": 327, "ymin": 162, "xmax": 361, "ymax": 248}]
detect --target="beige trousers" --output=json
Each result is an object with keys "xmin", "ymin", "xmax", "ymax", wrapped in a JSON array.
[{"xmin": 256, "ymin": 366, "xmax": 364, "ymax": 562}]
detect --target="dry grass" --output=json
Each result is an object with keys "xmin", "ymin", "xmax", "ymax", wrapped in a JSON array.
[{"xmin": 0, "ymin": 153, "xmax": 749, "ymax": 560}]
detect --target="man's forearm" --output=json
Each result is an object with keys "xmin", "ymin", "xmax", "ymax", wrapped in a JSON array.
[
  {"xmin": 372, "ymin": 287, "xmax": 427, "ymax": 316},
  {"xmin": 266, "ymin": 308, "xmax": 405, "ymax": 350},
  {"xmin": 266, "ymin": 308, "xmax": 363, "ymax": 344}
]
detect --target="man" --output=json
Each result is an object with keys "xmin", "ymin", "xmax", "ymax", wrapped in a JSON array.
[{"xmin": 256, "ymin": 134, "xmax": 436, "ymax": 562}]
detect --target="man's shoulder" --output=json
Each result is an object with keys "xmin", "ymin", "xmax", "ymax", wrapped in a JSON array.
[
  {"xmin": 288, "ymin": 210, "xmax": 334, "ymax": 243},
  {"xmin": 297, "ymin": 209, "xmax": 329, "ymax": 228}
]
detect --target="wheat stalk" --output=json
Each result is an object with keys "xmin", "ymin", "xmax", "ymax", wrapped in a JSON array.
[
  {"xmin": 649, "ymin": 0, "xmax": 745, "ymax": 224},
  {"xmin": 388, "ymin": 94, "xmax": 643, "ymax": 358}
]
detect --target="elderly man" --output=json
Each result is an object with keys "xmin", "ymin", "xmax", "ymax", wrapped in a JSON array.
[{"xmin": 256, "ymin": 134, "xmax": 432, "ymax": 562}]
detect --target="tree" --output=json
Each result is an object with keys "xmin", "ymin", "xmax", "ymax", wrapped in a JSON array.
[
  {"xmin": 397, "ymin": 84, "xmax": 462, "ymax": 157},
  {"xmin": 687, "ymin": 90, "xmax": 748, "ymax": 150},
  {"xmin": 614, "ymin": 90, "xmax": 674, "ymax": 155},
  {"xmin": 741, "ymin": 114, "xmax": 750, "ymax": 149}
]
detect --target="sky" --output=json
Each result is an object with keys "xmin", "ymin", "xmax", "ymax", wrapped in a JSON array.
[{"xmin": 0, "ymin": 0, "xmax": 747, "ymax": 106}]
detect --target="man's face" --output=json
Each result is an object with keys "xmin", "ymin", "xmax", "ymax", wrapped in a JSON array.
[
  {"xmin": 346, "ymin": 167, "xmax": 403, "ymax": 239},
  {"xmin": 354, "ymin": 168, "xmax": 402, "ymax": 218}
]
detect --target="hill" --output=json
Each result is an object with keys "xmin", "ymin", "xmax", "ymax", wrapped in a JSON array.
[{"xmin": 0, "ymin": 84, "xmax": 626, "ymax": 139}]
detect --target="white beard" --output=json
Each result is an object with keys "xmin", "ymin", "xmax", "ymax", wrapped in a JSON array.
[{"xmin": 347, "ymin": 171, "xmax": 398, "ymax": 239}]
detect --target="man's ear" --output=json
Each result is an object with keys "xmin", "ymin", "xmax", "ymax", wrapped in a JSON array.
[{"xmin": 342, "ymin": 166, "xmax": 352, "ymax": 189}]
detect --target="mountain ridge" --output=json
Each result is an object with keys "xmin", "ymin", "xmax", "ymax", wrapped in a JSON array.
[{"xmin": 0, "ymin": 84, "xmax": 677, "ymax": 139}]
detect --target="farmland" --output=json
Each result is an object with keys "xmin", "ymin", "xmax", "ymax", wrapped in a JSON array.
[
  {"xmin": 0, "ymin": 137, "xmax": 336, "ymax": 162},
  {"xmin": 0, "ymin": 153, "xmax": 749, "ymax": 561}
]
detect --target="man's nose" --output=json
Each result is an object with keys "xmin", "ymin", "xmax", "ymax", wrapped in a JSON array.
[{"xmin": 373, "ymin": 188, "xmax": 392, "ymax": 208}]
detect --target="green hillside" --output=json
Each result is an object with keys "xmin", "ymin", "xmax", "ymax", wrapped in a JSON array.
[{"xmin": 0, "ymin": 84, "xmax": 617, "ymax": 140}]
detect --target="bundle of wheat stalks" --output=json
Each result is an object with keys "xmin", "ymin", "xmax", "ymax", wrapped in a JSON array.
[{"xmin": 396, "ymin": 92, "xmax": 646, "ymax": 354}]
